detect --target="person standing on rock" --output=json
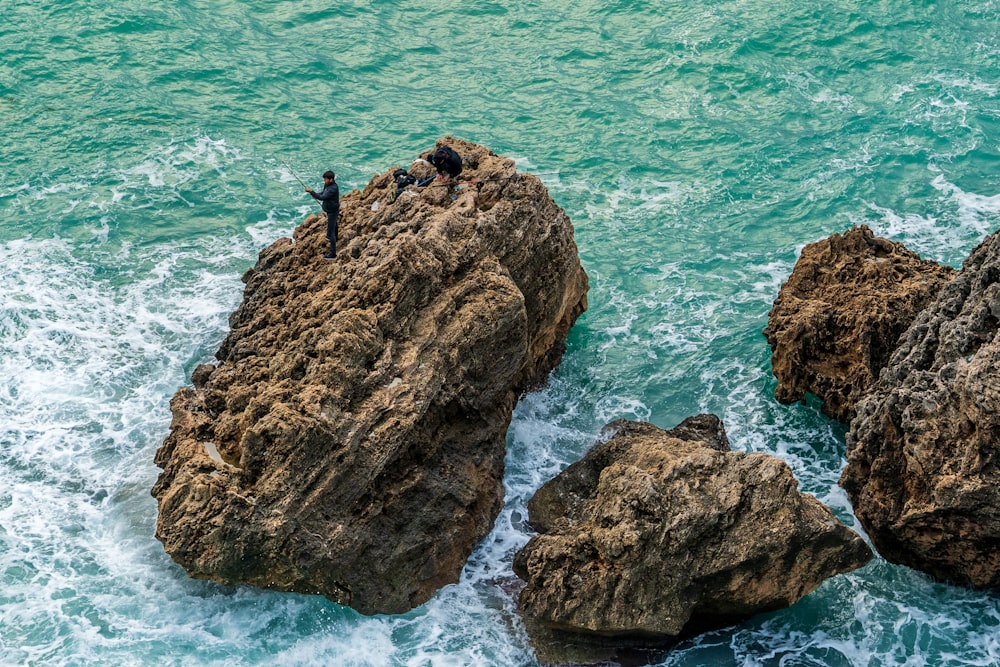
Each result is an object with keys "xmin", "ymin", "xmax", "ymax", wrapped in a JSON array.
[
  {"xmin": 428, "ymin": 146, "xmax": 462, "ymax": 182},
  {"xmin": 305, "ymin": 170, "xmax": 339, "ymax": 260}
]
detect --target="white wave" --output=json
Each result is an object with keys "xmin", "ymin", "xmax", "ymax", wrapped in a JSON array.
[
  {"xmin": 0, "ymin": 232, "xmax": 261, "ymax": 664},
  {"xmin": 829, "ymin": 139, "xmax": 876, "ymax": 174},
  {"xmin": 849, "ymin": 202, "xmax": 968, "ymax": 265},
  {"xmin": 247, "ymin": 207, "xmax": 312, "ymax": 250},
  {"xmin": 0, "ymin": 181, "xmax": 32, "ymax": 197},
  {"xmin": 510, "ymin": 155, "xmax": 539, "ymax": 171},
  {"xmin": 122, "ymin": 135, "xmax": 245, "ymax": 190},
  {"xmin": 931, "ymin": 72, "xmax": 999, "ymax": 96},
  {"xmin": 507, "ymin": 382, "xmax": 599, "ymax": 499},
  {"xmin": 891, "ymin": 83, "xmax": 917, "ymax": 103},
  {"xmin": 858, "ymin": 178, "xmax": 999, "ymax": 265},
  {"xmin": 780, "ymin": 71, "xmax": 860, "ymax": 112},
  {"xmin": 271, "ymin": 621, "xmax": 397, "ymax": 666},
  {"xmin": 931, "ymin": 174, "xmax": 1000, "ymax": 233},
  {"xmin": 751, "ymin": 258, "xmax": 797, "ymax": 297}
]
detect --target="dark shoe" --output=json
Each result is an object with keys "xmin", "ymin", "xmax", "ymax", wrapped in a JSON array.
[{"xmin": 323, "ymin": 253, "xmax": 336, "ymax": 260}]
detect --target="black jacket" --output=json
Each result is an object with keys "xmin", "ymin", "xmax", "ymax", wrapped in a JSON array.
[
  {"xmin": 310, "ymin": 181, "xmax": 340, "ymax": 219},
  {"xmin": 429, "ymin": 146, "xmax": 462, "ymax": 178}
]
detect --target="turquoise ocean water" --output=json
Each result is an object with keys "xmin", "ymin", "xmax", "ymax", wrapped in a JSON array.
[{"xmin": 2, "ymin": 1, "xmax": 999, "ymax": 664}]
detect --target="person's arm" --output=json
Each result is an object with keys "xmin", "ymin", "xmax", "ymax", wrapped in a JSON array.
[
  {"xmin": 308, "ymin": 184, "xmax": 338, "ymax": 200},
  {"xmin": 429, "ymin": 153, "xmax": 448, "ymax": 179},
  {"xmin": 428, "ymin": 152, "xmax": 443, "ymax": 175}
]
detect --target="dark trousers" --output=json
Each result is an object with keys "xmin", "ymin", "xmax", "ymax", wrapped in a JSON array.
[{"xmin": 326, "ymin": 213, "xmax": 338, "ymax": 257}]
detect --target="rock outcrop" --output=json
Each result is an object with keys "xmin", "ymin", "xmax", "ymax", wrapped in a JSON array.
[
  {"xmin": 841, "ymin": 227, "xmax": 1000, "ymax": 588},
  {"xmin": 513, "ymin": 416, "xmax": 872, "ymax": 656},
  {"xmin": 764, "ymin": 225, "xmax": 955, "ymax": 423},
  {"xmin": 151, "ymin": 138, "xmax": 589, "ymax": 615}
]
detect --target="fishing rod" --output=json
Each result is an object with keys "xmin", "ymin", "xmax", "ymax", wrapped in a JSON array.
[{"xmin": 279, "ymin": 158, "xmax": 309, "ymax": 190}]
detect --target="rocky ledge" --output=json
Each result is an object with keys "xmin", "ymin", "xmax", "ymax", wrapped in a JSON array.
[
  {"xmin": 151, "ymin": 138, "xmax": 589, "ymax": 615},
  {"xmin": 764, "ymin": 225, "xmax": 955, "ymax": 423},
  {"xmin": 513, "ymin": 416, "xmax": 871, "ymax": 661}
]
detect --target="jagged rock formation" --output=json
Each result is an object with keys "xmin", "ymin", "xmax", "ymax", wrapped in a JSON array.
[
  {"xmin": 841, "ymin": 227, "xmax": 1000, "ymax": 588},
  {"xmin": 151, "ymin": 138, "xmax": 589, "ymax": 615},
  {"xmin": 764, "ymin": 225, "xmax": 955, "ymax": 423},
  {"xmin": 513, "ymin": 416, "xmax": 871, "ymax": 658}
]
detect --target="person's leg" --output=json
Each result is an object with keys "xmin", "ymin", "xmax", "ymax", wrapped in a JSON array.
[{"xmin": 325, "ymin": 214, "xmax": 338, "ymax": 259}]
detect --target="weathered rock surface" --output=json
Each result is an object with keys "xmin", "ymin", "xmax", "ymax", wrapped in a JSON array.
[
  {"xmin": 764, "ymin": 225, "xmax": 955, "ymax": 423},
  {"xmin": 151, "ymin": 138, "xmax": 589, "ymax": 615},
  {"xmin": 841, "ymin": 227, "xmax": 1000, "ymax": 588},
  {"xmin": 513, "ymin": 416, "xmax": 872, "ymax": 654}
]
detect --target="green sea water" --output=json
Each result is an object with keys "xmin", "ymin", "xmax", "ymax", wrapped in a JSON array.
[{"xmin": 2, "ymin": 1, "xmax": 999, "ymax": 665}]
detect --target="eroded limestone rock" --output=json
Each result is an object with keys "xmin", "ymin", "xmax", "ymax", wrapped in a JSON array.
[
  {"xmin": 764, "ymin": 225, "xmax": 955, "ymax": 423},
  {"xmin": 514, "ymin": 416, "xmax": 871, "ymax": 659},
  {"xmin": 151, "ymin": 138, "xmax": 589, "ymax": 614},
  {"xmin": 841, "ymin": 227, "xmax": 1000, "ymax": 588}
]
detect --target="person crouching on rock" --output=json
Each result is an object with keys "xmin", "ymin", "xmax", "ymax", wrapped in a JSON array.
[
  {"xmin": 428, "ymin": 146, "xmax": 462, "ymax": 182},
  {"xmin": 306, "ymin": 170, "xmax": 340, "ymax": 260}
]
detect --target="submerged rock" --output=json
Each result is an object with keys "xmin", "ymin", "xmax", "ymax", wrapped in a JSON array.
[
  {"xmin": 841, "ymin": 227, "xmax": 1000, "ymax": 588},
  {"xmin": 151, "ymin": 138, "xmax": 589, "ymax": 615},
  {"xmin": 764, "ymin": 225, "xmax": 955, "ymax": 423},
  {"xmin": 513, "ymin": 417, "xmax": 871, "ymax": 661}
]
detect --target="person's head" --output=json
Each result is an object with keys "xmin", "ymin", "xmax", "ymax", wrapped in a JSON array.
[{"xmin": 323, "ymin": 170, "xmax": 335, "ymax": 182}]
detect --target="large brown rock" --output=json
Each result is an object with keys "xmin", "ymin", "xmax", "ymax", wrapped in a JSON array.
[
  {"xmin": 151, "ymin": 138, "xmax": 589, "ymax": 615},
  {"xmin": 513, "ymin": 416, "xmax": 872, "ymax": 656},
  {"xmin": 841, "ymin": 227, "xmax": 1000, "ymax": 588},
  {"xmin": 764, "ymin": 225, "xmax": 955, "ymax": 423}
]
